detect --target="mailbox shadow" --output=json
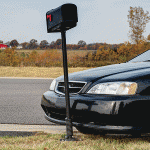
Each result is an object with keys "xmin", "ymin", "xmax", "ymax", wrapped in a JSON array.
[
  {"xmin": 73, "ymin": 131, "xmax": 150, "ymax": 144},
  {"xmin": 98, "ymin": 133, "xmax": 150, "ymax": 143},
  {"xmin": 104, "ymin": 133, "xmax": 150, "ymax": 138},
  {"xmin": 0, "ymin": 131, "xmax": 39, "ymax": 137},
  {"xmin": 75, "ymin": 131, "xmax": 150, "ymax": 146}
]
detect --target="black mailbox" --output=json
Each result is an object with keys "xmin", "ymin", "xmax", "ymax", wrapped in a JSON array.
[{"xmin": 46, "ymin": 3, "xmax": 78, "ymax": 32}]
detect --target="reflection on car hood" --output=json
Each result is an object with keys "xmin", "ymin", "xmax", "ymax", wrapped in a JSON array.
[{"xmin": 56, "ymin": 62, "xmax": 150, "ymax": 82}]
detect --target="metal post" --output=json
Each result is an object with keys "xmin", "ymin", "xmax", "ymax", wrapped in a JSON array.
[{"xmin": 61, "ymin": 30, "xmax": 73, "ymax": 140}]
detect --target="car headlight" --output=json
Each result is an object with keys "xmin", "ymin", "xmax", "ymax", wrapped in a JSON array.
[
  {"xmin": 87, "ymin": 82, "xmax": 137, "ymax": 95},
  {"xmin": 49, "ymin": 79, "xmax": 56, "ymax": 91}
]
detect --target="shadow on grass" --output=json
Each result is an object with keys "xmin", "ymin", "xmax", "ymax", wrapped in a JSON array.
[
  {"xmin": 82, "ymin": 132, "xmax": 150, "ymax": 143},
  {"xmin": 0, "ymin": 131, "xmax": 39, "ymax": 137}
]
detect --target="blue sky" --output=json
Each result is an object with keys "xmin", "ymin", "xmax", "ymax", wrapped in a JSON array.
[{"xmin": 0, "ymin": 0, "xmax": 150, "ymax": 45}]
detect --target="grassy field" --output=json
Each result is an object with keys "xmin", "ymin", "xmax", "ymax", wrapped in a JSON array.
[
  {"xmin": 1, "ymin": 131, "xmax": 150, "ymax": 149},
  {"xmin": 15, "ymin": 49, "xmax": 96, "ymax": 57},
  {"xmin": 0, "ymin": 66, "xmax": 92, "ymax": 78},
  {"xmin": 15, "ymin": 49, "xmax": 95, "ymax": 53}
]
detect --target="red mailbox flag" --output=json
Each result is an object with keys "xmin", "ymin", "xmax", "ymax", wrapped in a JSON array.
[
  {"xmin": 46, "ymin": 3, "xmax": 78, "ymax": 33},
  {"xmin": 47, "ymin": 14, "xmax": 52, "ymax": 21}
]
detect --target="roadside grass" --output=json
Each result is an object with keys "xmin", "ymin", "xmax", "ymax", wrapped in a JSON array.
[
  {"xmin": 0, "ymin": 66, "xmax": 92, "ymax": 78},
  {"xmin": 1, "ymin": 131, "xmax": 150, "ymax": 149}
]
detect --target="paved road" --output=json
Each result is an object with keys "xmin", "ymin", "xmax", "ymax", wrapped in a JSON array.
[
  {"xmin": 0, "ymin": 77, "xmax": 55, "ymax": 125},
  {"xmin": 1, "ymin": 77, "xmax": 149, "ymax": 137}
]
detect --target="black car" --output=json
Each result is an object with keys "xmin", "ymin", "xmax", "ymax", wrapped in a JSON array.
[{"xmin": 41, "ymin": 50, "xmax": 150, "ymax": 135}]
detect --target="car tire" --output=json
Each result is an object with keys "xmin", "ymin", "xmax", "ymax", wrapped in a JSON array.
[{"xmin": 75, "ymin": 126, "xmax": 105, "ymax": 135}]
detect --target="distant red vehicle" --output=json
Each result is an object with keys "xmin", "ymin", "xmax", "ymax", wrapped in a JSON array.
[{"xmin": 0, "ymin": 44, "xmax": 8, "ymax": 49}]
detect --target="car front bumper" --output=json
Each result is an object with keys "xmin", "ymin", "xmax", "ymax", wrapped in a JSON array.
[{"xmin": 41, "ymin": 90, "xmax": 150, "ymax": 133}]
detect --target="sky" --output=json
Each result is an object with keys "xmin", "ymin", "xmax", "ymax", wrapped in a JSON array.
[{"xmin": 0, "ymin": 0, "xmax": 150, "ymax": 45}]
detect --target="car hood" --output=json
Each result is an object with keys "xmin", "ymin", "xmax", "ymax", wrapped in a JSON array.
[{"xmin": 56, "ymin": 62, "xmax": 150, "ymax": 82}]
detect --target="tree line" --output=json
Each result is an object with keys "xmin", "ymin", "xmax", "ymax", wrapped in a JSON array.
[
  {"xmin": 0, "ymin": 38, "xmax": 124, "ymax": 51},
  {"xmin": 1, "ymin": 6, "xmax": 150, "ymax": 51},
  {"xmin": 0, "ymin": 39, "xmax": 150, "ymax": 68}
]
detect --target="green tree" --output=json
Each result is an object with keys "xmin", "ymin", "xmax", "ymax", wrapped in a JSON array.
[
  {"xmin": 29, "ymin": 39, "xmax": 38, "ymax": 49},
  {"xmin": 10, "ymin": 39, "xmax": 19, "ymax": 47},
  {"xmin": 77, "ymin": 40, "xmax": 86, "ymax": 46},
  {"xmin": 127, "ymin": 6, "xmax": 150, "ymax": 44},
  {"xmin": 21, "ymin": 42, "xmax": 29, "ymax": 49},
  {"xmin": 49, "ymin": 41, "xmax": 56, "ymax": 49},
  {"xmin": 40, "ymin": 40, "xmax": 49, "ymax": 49},
  {"xmin": 55, "ymin": 39, "xmax": 62, "ymax": 45}
]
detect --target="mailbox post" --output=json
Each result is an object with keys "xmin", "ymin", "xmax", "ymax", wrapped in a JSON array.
[{"xmin": 46, "ymin": 3, "xmax": 78, "ymax": 141}]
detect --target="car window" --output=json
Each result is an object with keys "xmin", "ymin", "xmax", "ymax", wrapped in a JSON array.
[{"xmin": 128, "ymin": 50, "xmax": 150, "ymax": 63}]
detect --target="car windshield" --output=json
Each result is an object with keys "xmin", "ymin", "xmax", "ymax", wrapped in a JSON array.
[{"xmin": 128, "ymin": 50, "xmax": 150, "ymax": 63}]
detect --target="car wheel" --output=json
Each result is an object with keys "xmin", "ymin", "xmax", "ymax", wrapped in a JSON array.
[{"xmin": 75, "ymin": 126, "xmax": 105, "ymax": 135}]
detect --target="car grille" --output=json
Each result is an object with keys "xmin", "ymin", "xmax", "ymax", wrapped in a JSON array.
[{"xmin": 55, "ymin": 81, "xmax": 86, "ymax": 94}]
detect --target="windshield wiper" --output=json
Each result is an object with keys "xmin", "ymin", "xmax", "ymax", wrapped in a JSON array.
[
  {"xmin": 142, "ymin": 60, "xmax": 150, "ymax": 62},
  {"xmin": 128, "ymin": 60, "xmax": 150, "ymax": 63}
]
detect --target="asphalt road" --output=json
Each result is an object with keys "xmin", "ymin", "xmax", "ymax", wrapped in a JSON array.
[{"xmin": 0, "ymin": 77, "xmax": 55, "ymax": 125}]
